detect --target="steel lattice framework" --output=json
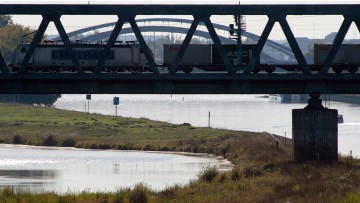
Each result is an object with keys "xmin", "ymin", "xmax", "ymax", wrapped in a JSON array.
[{"xmin": 1, "ymin": 4, "xmax": 360, "ymax": 94}]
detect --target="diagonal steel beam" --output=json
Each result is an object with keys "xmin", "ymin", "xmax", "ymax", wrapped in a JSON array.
[
  {"xmin": 202, "ymin": 15, "xmax": 234, "ymax": 73},
  {"xmin": 0, "ymin": 51, "xmax": 9, "ymax": 75},
  {"xmin": 95, "ymin": 15, "xmax": 126, "ymax": 74},
  {"xmin": 169, "ymin": 17, "xmax": 200, "ymax": 74},
  {"xmin": 52, "ymin": 15, "xmax": 84, "ymax": 74},
  {"xmin": 278, "ymin": 16, "xmax": 310, "ymax": 75},
  {"xmin": 20, "ymin": 16, "xmax": 50, "ymax": 73},
  {"xmin": 320, "ymin": 16, "xmax": 353, "ymax": 74},
  {"xmin": 245, "ymin": 17, "xmax": 275, "ymax": 74},
  {"xmin": 354, "ymin": 18, "xmax": 360, "ymax": 34},
  {"xmin": 129, "ymin": 16, "xmax": 159, "ymax": 74}
]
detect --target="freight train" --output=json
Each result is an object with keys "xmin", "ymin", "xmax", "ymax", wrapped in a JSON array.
[{"xmin": 9, "ymin": 41, "xmax": 360, "ymax": 74}]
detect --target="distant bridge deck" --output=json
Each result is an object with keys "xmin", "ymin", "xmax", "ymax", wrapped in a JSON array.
[{"xmin": 1, "ymin": 73, "xmax": 359, "ymax": 94}]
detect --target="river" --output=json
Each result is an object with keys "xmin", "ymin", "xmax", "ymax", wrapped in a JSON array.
[{"xmin": 54, "ymin": 94, "xmax": 360, "ymax": 158}]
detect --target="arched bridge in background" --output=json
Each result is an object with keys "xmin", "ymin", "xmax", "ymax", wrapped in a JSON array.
[{"xmin": 51, "ymin": 18, "xmax": 296, "ymax": 62}]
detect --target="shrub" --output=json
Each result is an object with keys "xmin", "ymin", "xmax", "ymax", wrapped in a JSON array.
[
  {"xmin": 159, "ymin": 185, "xmax": 180, "ymax": 199},
  {"xmin": 43, "ymin": 134, "xmax": 58, "ymax": 146},
  {"xmin": 198, "ymin": 166, "xmax": 219, "ymax": 182},
  {"xmin": 99, "ymin": 144, "xmax": 111, "ymax": 149},
  {"xmin": 12, "ymin": 134, "xmax": 22, "ymax": 144},
  {"xmin": 129, "ymin": 183, "xmax": 148, "ymax": 203},
  {"xmin": 89, "ymin": 143, "xmax": 99, "ymax": 149},
  {"xmin": 62, "ymin": 138, "xmax": 76, "ymax": 147},
  {"xmin": 114, "ymin": 190, "xmax": 126, "ymax": 203},
  {"xmin": 263, "ymin": 163, "xmax": 276, "ymax": 172},
  {"xmin": 217, "ymin": 172, "xmax": 227, "ymax": 183},
  {"xmin": 231, "ymin": 169, "xmax": 241, "ymax": 181},
  {"xmin": 142, "ymin": 145, "xmax": 154, "ymax": 151},
  {"xmin": 0, "ymin": 186, "xmax": 15, "ymax": 197},
  {"xmin": 243, "ymin": 166, "xmax": 263, "ymax": 178}
]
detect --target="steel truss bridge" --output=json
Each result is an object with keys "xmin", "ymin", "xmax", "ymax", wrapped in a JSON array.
[{"xmin": 1, "ymin": 4, "xmax": 360, "ymax": 94}]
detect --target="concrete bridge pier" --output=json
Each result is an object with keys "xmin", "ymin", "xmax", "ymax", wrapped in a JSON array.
[{"xmin": 292, "ymin": 94, "xmax": 338, "ymax": 162}]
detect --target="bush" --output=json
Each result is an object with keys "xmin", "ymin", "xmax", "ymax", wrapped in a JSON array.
[
  {"xmin": 231, "ymin": 169, "xmax": 241, "ymax": 181},
  {"xmin": 217, "ymin": 172, "xmax": 227, "ymax": 183},
  {"xmin": 114, "ymin": 190, "xmax": 126, "ymax": 203},
  {"xmin": 99, "ymin": 144, "xmax": 111, "ymax": 149},
  {"xmin": 89, "ymin": 143, "xmax": 99, "ymax": 149},
  {"xmin": 129, "ymin": 183, "xmax": 148, "ymax": 203},
  {"xmin": 62, "ymin": 138, "xmax": 76, "ymax": 147},
  {"xmin": 243, "ymin": 166, "xmax": 263, "ymax": 178},
  {"xmin": 43, "ymin": 134, "xmax": 58, "ymax": 146},
  {"xmin": 12, "ymin": 134, "xmax": 22, "ymax": 144},
  {"xmin": 0, "ymin": 186, "xmax": 15, "ymax": 197},
  {"xmin": 142, "ymin": 145, "xmax": 154, "ymax": 151},
  {"xmin": 198, "ymin": 166, "xmax": 219, "ymax": 182}
]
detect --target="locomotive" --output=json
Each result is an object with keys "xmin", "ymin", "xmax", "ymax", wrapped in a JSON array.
[{"xmin": 10, "ymin": 41, "xmax": 151, "ymax": 73}]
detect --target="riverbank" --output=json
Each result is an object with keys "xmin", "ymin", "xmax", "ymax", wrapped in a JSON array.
[{"xmin": 0, "ymin": 102, "xmax": 360, "ymax": 202}]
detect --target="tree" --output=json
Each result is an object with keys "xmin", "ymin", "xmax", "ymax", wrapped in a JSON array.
[
  {"xmin": 0, "ymin": 15, "xmax": 13, "ymax": 28},
  {"xmin": 0, "ymin": 23, "xmax": 35, "ymax": 63}
]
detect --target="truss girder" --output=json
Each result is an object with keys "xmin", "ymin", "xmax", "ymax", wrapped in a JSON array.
[
  {"xmin": 202, "ymin": 16, "xmax": 235, "ymax": 73},
  {"xmin": 246, "ymin": 18, "xmax": 276, "ymax": 73},
  {"xmin": 129, "ymin": 17, "xmax": 159, "ymax": 74},
  {"xmin": 277, "ymin": 16, "xmax": 310, "ymax": 74},
  {"xmin": 94, "ymin": 16, "xmax": 125, "ymax": 74},
  {"xmin": 169, "ymin": 18, "xmax": 200, "ymax": 74},
  {"xmin": 52, "ymin": 16, "xmax": 84, "ymax": 74},
  {"xmin": 320, "ymin": 16, "xmax": 353, "ymax": 74},
  {"xmin": 0, "ymin": 52, "xmax": 9, "ymax": 75},
  {"xmin": 19, "ymin": 16, "xmax": 50, "ymax": 73},
  {"xmin": 1, "ymin": 4, "xmax": 360, "ymax": 15}
]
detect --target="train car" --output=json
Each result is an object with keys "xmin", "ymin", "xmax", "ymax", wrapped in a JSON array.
[
  {"xmin": 163, "ymin": 44, "xmax": 259, "ymax": 73},
  {"xmin": 314, "ymin": 44, "xmax": 360, "ymax": 73},
  {"xmin": 10, "ymin": 42, "xmax": 150, "ymax": 73},
  {"xmin": 163, "ymin": 44, "xmax": 212, "ymax": 73}
]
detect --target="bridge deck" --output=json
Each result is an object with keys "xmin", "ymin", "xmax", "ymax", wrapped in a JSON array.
[{"xmin": 1, "ymin": 73, "xmax": 359, "ymax": 94}]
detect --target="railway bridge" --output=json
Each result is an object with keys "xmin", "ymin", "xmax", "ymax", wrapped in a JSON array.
[{"xmin": 1, "ymin": 3, "xmax": 360, "ymax": 162}]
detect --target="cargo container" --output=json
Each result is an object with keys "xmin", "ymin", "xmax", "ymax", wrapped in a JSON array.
[
  {"xmin": 314, "ymin": 44, "xmax": 360, "ymax": 73},
  {"xmin": 163, "ymin": 44, "xmax": 258, "ymax": 73}
]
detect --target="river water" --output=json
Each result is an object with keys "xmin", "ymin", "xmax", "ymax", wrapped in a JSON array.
[
  {"xmin": 54, "ymin": 94, "xmax": 360, "ymax": 158},
  {"xmin": 0, "ymin": 144, "xmax": 230, "ymax": 193}
]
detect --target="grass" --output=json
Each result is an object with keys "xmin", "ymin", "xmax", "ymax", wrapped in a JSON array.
[{"xmin": 0, "ymin": 102, "xmax": 360, "ymax": 202}]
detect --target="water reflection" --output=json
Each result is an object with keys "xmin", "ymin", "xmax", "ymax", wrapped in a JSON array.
[
  {"xmin": 0, "ymin": 145, "xmax": 231, "ymax": 193},
  {"xmin": 0, "ymin": 169, "xmax": 57, "ymax": 180}
]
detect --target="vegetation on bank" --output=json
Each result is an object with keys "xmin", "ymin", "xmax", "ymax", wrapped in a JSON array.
[{"xmin": 0, "ymin": 102, "xmax": 360, "ymax": 202}]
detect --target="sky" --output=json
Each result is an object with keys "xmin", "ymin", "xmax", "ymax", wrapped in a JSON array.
[{"xmin": 1, "ymin": 0, "xmax": 360, "ymax": 40}]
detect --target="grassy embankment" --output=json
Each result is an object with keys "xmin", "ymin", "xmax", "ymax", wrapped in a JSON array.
[{"xmin": 0, "ymin": 102, "xmax": 360, "ymax": 203}]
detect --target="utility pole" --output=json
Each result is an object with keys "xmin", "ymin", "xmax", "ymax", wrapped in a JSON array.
[
  {"xmin": 229, "ymin": 12, "xmax": 246, "ymax": 71},
  {"xmin": 237, "ymin": 14, "xmax": 242, "ymax": 68}
]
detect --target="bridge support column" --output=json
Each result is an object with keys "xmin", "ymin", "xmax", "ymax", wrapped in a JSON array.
[{"xmin": 292, "ymin": 94, "xmax": 338, "ymax": 162}]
